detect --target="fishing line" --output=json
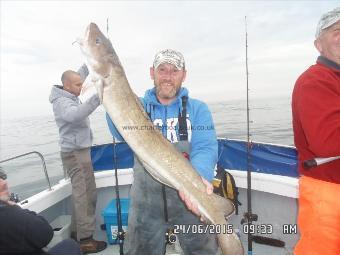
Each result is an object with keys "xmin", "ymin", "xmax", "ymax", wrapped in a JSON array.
[
  {"xmin": 243, "ymin": 16, "xmax": 257, "ymax": 255},
  {"xmin": 106, "ymin": 18, "xmax": 109, "ymax": 38},
  {"xmin": 113, "ymin": 138, "xmax": 124, "ymax": 255},
  {"xmin": 242, "ymin": 17, "xmax": 285, "ymax": 252}
]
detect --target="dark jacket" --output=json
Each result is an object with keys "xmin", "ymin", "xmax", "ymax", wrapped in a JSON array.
[{"xmin": 0, "ymin": 201, "xmax": 53, "ymax": 255}]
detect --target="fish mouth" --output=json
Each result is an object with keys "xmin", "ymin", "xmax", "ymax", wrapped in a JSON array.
[
  {"xmin": 85, "ymin": 22, "xmax": 100, "ymax": 42},
  {"xmin": 77, "ymin": 22, "xmax": 96, "ymax": 48}
]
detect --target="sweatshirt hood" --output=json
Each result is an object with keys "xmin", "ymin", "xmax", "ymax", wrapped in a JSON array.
[{"xmin": 49, "ymin": 85, "xmax": 76, "ymax": 103}]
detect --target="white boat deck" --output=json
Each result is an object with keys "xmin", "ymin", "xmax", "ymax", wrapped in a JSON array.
[
  {"xmin": 90, "ymin": 237, "xmax": 293, "ymax": 255},
  {"xmin": 87, "ymin": 170, "xmax": 297, "ymax": 255},
  {"xmin": 19, "ymin": 169, "xmax": 297, "ymax": 255}
]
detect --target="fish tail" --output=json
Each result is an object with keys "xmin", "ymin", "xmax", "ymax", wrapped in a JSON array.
[{"xmin": 216, "ymin": 218, "xmax": 244, "ymax": 255}]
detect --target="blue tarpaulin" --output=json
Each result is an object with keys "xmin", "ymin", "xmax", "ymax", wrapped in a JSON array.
[
  {"xmin": 91, "ymin": 142, "xmax": 134, "ymax": 171},
  {"xmin": 91, "ymin": 139, "xmax": 299, "ymax": 177},
  {"xmin": 218, "ymin": 139, "xmax": 298, "ymax": 177}
]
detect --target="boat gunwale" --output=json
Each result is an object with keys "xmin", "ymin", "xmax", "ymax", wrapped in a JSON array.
[{"xmin": 20, "ymin": 167, "xmax": 297, "ymax": 213}]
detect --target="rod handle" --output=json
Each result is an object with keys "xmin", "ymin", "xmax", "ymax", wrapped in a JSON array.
[{"xmin": 303, "ymin": 159, "xmax": 317, "ymax": 169}]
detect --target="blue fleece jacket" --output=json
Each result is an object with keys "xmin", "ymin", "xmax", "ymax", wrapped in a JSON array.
[{"xmin": 106, "ymin": 87, "xmax": 217, "ymax": 181}]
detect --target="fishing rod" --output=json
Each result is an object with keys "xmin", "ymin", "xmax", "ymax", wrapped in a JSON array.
[
  {"xmin": 241, "ymin": 17, "xmax": 285, "ymax": 253},
  {"xmin": 106, "ymin": 17, "xmax": 124, "ymax": 252},
  {"xmin": 106, "ymin": 18, "xmax": 109, "ymax": 37},
  {"xmin": 303, "ymin": 156, "xmax": 340, "ymax": 169},
  {"xmin": 241, "ymin": 16, "xmax": 258, "ymax": 255},
  {"xmin": 112, "ymin": 138, "xmax": 124, "ymax": 255}
]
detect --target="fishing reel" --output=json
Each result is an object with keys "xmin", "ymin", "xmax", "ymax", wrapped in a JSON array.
[
  {"xmin": 9, "ymin": 193, "xmax": 20, "ymax": 203},
  {"xmin": 241, "ymin": 212, "xmax": 258, "ymax": 225},
  {"xmin": 116, "ymin": 230, "xmax": 126, "ymax": 243},
  {"xmin": 165, "ymin": 228, "xmax": 176, "ymax": 244},
  {"xmin": 0, "ymin": 171, "xmax": 20, "ymax": 203}
]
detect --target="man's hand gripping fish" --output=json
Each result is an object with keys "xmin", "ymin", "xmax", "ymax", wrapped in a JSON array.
[{"xmin": 77, "ymin": 23, "xmax": 244, "ymax": 255}]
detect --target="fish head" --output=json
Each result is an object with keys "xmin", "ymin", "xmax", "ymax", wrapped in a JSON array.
[{"xmin": 79, "ymin": 23, "xmax": 118, "ymax": 78}]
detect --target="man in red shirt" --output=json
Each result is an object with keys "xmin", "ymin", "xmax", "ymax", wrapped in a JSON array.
[{"xmin": 292, "ymin": 7, "xmax": 340, "ymax": 255}]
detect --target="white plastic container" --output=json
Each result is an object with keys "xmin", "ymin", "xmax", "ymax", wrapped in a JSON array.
[{"xmin": 47, "ymin": 215, "xmax": 72, "ymax": 249}]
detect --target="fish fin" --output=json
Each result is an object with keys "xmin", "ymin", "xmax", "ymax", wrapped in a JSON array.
[
  {"xmin": 80, "ymin": 75, "xmax": 104, "ymax": 104},
  {"xmin": 94, "ymin": 79, "xmax": 104, "ymax": 104},
  {"xmin": 79, "ymin": 75, "xmax": 100, "ymax": 102},
  {"xmin": 211, "ymin": 193, "xmax": 235, "ymax": 218},
  {"xmin": 216, "ymin": 231, "xmax": 244, "ymax": 255},
  {"xmin": 138, "ymin": 157, "xmax": 174, "ymax": 188},
  {"xmin": 134, "ymin": 93, "xmax": 150, "ymax": 121},
  {"xmin": 212, "ymin": 200, "xmax": 244, "ymax": 255},
  {"xmin": 80, "ymin": 74, "xmax": 95, "ymax": 95}
]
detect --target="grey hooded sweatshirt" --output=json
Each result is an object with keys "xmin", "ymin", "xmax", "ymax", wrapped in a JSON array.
[{"xmin": 49, "ymin": 85, "xmax": 100, "ymax": 152}]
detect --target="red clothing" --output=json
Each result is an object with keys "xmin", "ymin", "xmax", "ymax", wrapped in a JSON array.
[{"xmin": 292, "ymin": 57, "xmax": 340, "ymax": 184}]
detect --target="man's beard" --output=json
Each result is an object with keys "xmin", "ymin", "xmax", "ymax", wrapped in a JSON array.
[{"xmin": 155, "ymin": 82, "xmax": 181, "ymax": 99}]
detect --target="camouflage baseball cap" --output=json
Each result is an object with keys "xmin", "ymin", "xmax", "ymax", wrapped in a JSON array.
[
  {"xmin": 315, "ymin": 7, "xmax": 340, "ymax": 38},
  {"xmin": 153, "ymin": 49, "xmax": 185, "ymax": 70}
]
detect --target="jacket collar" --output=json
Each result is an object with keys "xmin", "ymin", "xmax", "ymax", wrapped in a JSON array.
[{"xmin": 317, "ymin": 56, "xmax": 340, "ymax": 72}]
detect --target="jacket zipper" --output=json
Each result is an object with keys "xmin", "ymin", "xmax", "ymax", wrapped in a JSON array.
[{"xmin": 163, "ymin": 106, "xmax": 168, "ymax": 138}]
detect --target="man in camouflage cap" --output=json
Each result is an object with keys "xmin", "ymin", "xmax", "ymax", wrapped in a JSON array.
[{"xmin": 106, "ymin": 49, "xmax": 219, "ymax": 255}]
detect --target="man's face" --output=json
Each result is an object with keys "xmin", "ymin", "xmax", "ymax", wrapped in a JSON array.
[
  {"xmin": 315, "ymin": 21, "xmax": 340, "ymax": 65},
  {"xmin": 150, "ymin": 63, "xmax": 186, "ymax": 102},
  {"xmin": 64, "ymin": 73, "xmax": 83, "ymax": 97},
  {"xmin": 0, "ymin": 179, "xmax": 9, "ymax": 202}
]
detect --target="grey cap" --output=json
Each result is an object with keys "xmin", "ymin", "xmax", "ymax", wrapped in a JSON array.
[
  {"xmin": 153, "ymin": 49, "xmax": 185, "ymax": 70},
  {"xmin": 315, "ymin": 7, "xmax": 340, "ymax": 38}
]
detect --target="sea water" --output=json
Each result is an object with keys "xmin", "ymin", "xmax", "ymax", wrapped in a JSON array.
[{"xmin": 0, "ymin": 96, "xmax": 293, "ymax": 200}]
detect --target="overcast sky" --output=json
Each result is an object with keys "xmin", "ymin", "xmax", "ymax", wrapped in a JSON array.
[{"xmin": 1, "ymin": 1, "xmax": 338, "ymax": 120}]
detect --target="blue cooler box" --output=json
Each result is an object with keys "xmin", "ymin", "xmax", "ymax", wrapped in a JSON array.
[{"xmin": 101, "ymin": 198, "xmax": 130, "ymax": 244}]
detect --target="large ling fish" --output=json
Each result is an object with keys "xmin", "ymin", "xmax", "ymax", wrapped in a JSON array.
[{"xmin": 78, "ymin": 22, "xmax": 244, "ymax": 255}]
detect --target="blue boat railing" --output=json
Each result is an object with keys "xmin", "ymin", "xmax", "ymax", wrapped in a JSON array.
[
  {"xmin": 0, "ymin": 151, "xmax": 52, "ymax": 190},
  {"xmin": 91, "ymin": 139, "xmax": 299, "ymax": 178},
  {"xmin": 217, "ymin": 139, "xmax": 299, "ymax": 177}
]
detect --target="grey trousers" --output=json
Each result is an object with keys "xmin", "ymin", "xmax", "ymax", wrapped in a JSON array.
[
  {"xmin": 124, "ymin": 142, "xmax": 218, "ymax": 255},
  {"xmin": 61, "ymin": 148, "xmax": 97, "ymax": 240}
]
